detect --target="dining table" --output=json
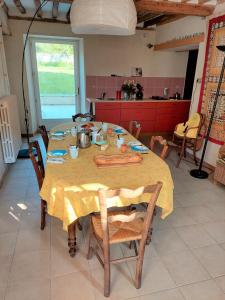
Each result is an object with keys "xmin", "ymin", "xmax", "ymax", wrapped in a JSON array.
[{"xmin": 40, "ymin": 122, "xmax": 174, "ymax": 256}]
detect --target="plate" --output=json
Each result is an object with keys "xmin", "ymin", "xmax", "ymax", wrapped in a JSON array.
[
  {"xmin": 113, "ymin": 127, "xmax": 125, "ymax": 134},
  {"xmin": 131, "ymin": 145, "xmax": 149, "ymax": 153},
  {"xmin": 48, "ymin": 150, "xmax": 68, "ymax": 157},
  {"xmin": 51, "ymin": 131, "xmax": 65, "ymax": 137}
]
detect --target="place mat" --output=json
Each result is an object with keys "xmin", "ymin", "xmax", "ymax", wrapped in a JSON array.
[{"xmin": 94, "ymin": 153, "xmax": 143, "ymax": 168}]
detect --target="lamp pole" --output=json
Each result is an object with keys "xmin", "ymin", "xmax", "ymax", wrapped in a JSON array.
[{"xmin": 190, "ymin": 45, "xmax": 225, "ymax": 179}]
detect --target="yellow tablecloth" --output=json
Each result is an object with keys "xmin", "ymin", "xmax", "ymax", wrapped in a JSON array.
[{"xmin": 40, "ymin": 122, "xmax": 174, "ymax": 230}]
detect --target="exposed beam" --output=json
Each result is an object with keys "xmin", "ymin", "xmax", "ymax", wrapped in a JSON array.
[
  {"xmin": 157, "ymin": 15, "xmax": 185, "ymax": 26},
  {"xmin": 52, "ymin": 0, "xmax": 59, "ymax": 19},
  {"xmin": 135, "ymin": 0, "xmax": 214, "ymax": 16},
  {"xmin": 34, "ymin": 0, "xmax": 43, "ymax": 18},
  {"xmin": 138, "ymin": 12, "xmax": 159, "ymax": 23},
  {"xmin": 9, "ymin": 14, "xmax": 69, "ymax": 24},
  {"xmin": 154, "ymin": 33, "xmax": 205, "ymax": 51},
  {"xmin": 198, "ymin": 0, "xmax": 211, "ymax": 3},
  {"xmin": 144, "ymin": 15, "xmax": 165, "ymax": 27},
  {"xmin": 13, "ymin": 0, "xmax": 26, "ymax": 14}
]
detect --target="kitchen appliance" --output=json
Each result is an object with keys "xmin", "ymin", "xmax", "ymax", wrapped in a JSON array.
[{"xmin": 77, "ymin": 129, "xmax": 91, "ymax": 148}]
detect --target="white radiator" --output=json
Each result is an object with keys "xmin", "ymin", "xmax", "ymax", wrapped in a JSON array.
[{"xmin": 0, "ymin": 95, "xmax": 22, "ymax": 163}]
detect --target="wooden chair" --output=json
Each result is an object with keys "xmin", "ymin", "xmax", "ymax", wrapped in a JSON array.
[
  {"xmin": 72, "ymin": 113, "xmax": 94, "ymax": 122},
  {"xmin": 171, "ymin": 113, "xmax": 206, "ymax": 167},
  {"xmin": 129, "ymin": 121, "xmax": 141, "ymax": 139},
  {"xmin": 39, "ymin": 125, "xmax": 49, "ymax": 151},
  {"xmin": 150, "ymin": 136, "xmax": 169, "ymax": 160},
  {"xmin": 87, "ymin": 182, "xmax": 163, "ymax": 297},
  {"xmin": 29, "ymin": 140, "xmax": 47, "ymax": 230}
]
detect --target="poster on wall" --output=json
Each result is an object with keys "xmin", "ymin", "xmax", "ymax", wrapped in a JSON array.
[{"xmin": 198, "ymin": 15, "xmax": 225, "ymax": 145}]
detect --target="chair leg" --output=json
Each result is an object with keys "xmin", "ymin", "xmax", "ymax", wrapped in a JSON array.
[
  {"xmin": 104, "ymin": 261, "xmax": 110, "ymax": 297},
  {"xmin": 176, "ymin": 139, "xmax": 185, "ymax": 168},
  {"xmin": 134, "ymin": 245, "xmax": 145, "ymax": 289},
  {"xmin": 77, "ymin": 220, "xmax": 83, "ymax": 231},
  {"xmin": 40, "ymin": 199, "xmax": 47, "ymax": 230},
  {"xmin": 193, "ymin": 148, "xmax": 198, "ymax": 166},
  {"xmin": 87, "ymin": 223, "xmax": 93, "ymax": 260}
]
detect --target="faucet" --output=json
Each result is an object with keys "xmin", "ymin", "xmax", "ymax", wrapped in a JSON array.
[{"xmin": 101, "ymin": 92, "xmax": 106, "ymax": 99}]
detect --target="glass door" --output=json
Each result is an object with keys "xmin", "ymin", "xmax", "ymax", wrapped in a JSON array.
[{"xmin": 31, "ymin": 39, "xmax": 80, "ymax": 129}]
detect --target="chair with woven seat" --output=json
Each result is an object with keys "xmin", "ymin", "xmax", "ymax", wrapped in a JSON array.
[
  {"xmin": 150, "ymin": 136, "xmax": 169, "ymax": 160},
  {"xmin": 129, "ymin": 121, "xmax": 141, "ymax": 139},
  {"xmin": 87, "ymin": 182, "xmax": 163, "ymax": 297},
  {"xmin": 29, "ymin": 140, "xmax": 47, "ymax": 230},
  {"xmin": 171, "ymin": 112, "xmax": 206, "ymax": 167},
  {"xmin": 72, "ymin": 113, "xmax": 94, "ymax": 122},
  {"xmin": 39, "ymin": 125, "xmax": 49, "ymax": 151}
]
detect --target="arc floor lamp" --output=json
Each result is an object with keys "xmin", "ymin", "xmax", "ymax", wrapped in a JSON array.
[{"xmin": 190, "ymin": 45, "xmax": 225, "ymax": 179}]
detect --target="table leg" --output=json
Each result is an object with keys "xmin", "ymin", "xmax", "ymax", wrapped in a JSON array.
[{"xmin": 68, "ymin": 221, "xmax": 77, "ymax": 257}]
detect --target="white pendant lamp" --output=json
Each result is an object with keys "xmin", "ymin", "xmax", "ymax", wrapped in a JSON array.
[{"xmin": 70, "ymin": 0, "xmax": 137, "ymax": 36}]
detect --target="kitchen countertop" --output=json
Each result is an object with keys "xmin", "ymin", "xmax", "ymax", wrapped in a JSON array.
[{"xmin": 87, "ymin": 98, "xmax": 191, "ymax": 103}]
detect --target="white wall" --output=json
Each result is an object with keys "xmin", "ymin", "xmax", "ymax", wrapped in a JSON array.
[
  {"xmin": 155, "ymin": 16, "xmax": 205, "ymax": 44},
  {"xmin": 189, "ymin": 4, "xmax": 225, "ymax": 166},
  {"xmin": 3, "ymin": 19, "xmax": 188, "ymax": 133}
]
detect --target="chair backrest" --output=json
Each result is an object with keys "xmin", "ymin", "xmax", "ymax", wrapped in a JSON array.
[
  {"xmin": 39, "ymin": 125, "xmax": 49, "ymax": 151},
  {"xmin": 72, "ymin": 113, "xmax": 94, "ymax": 122},
  {"xmin": 195, "ymin": 113, "xmax": 207, "ymax": 150},
  {"xmin": 98, "ymin": 182, "xmax": 162, "ymax": 249},
  {"xmin": 129, "ymin": 121, "xmax": 141, "ymax": 139},
  {"xmin": 29, "ymin": 141, "xmax": 45, "ymax": 190},
  {"xmin": 150, "ymin": 136, "xmax": 168, "ymax": 160}
]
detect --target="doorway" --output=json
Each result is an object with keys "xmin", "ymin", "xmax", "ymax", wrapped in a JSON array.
[{"xmin": 28, "ymin": 36, "xmax": 85, "ymax": 129}]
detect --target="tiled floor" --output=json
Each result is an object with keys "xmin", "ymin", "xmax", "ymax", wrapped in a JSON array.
[{"xmin": 0, "ymin": 139, "xmax": 225, "ymax": 300}]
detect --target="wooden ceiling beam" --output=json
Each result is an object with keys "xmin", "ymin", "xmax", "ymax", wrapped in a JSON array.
[
  {"xmin": 52, "ymin": 0, "xmax": 59, "ymax": 19},
  {"xmin": 135, "ymin": 0, "xmax": 214, "ymax": 16},
  {"xmin": 34, "ymin": 0, "xmax": 43, "ymax": 18},
  {"xmin": 138, "ymin": 12, "xmax": 159, "ymax": 23},
  {"xmin": 13, "ymin": 0, "xmax": 26, "ymax": 14}
]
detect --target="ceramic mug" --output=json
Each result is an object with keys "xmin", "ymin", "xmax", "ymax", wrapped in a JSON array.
[
  {"xmin": 116, "ymin": 137, "xmax": 124, "ymax": 149},
  {"xmin": 71, "ymin": 127, "xmax": 77, "ymax": 137},
  {"xmin": 69, "ymin": 145, "xmax": 79, "ymax": 159},
  {"xmin": 102, "ymin": 123, "xmax": 108, "ymax": 132}
]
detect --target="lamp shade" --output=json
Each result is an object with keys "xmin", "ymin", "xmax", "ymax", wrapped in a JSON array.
[{"xmin": 70, "ymin": 0, "xmax": 137, "ymax": 36}]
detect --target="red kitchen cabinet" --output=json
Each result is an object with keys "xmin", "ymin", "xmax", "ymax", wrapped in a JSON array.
[
  {"xmin": 95, "ymin": 102, "xmax": 121, "ymax": 125},
  {"xmin": 94, "ymin": 100, "xmax": 191, "ymax": 133}
]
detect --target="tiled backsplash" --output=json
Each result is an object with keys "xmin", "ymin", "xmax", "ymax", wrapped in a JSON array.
[{"xmin": 86, "ymin": 76, "xmax": 185, "ymax": 99}]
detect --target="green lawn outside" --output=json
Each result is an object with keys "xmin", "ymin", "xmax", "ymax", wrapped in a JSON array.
[{"xmin": 37, "ymin": 65, "xmax": 75, "ymax": 96}]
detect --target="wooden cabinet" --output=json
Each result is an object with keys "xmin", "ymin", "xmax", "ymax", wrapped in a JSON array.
[{"xmin": 95, "ymin": 100, "xmax": 191, "ymax": 134}]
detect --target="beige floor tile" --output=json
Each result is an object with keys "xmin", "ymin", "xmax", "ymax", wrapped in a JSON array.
[
  {"xmin": 51, "ymin": 239, "xmax": 90, "ymax": 277},
  {"xmin": 215, "ymin": 276, "xmax": 225, "ymax": 294},
  {"xmin": 161, "ymin": 250, "xmax": 210, "ymax": 286},
  {"xmin": 183, "ymin": 206, "xmax": 218, "ymax": 224},
  {"xmin": 152, "ymin": 228, "xmax": 188, "ymax": 255},
  {"xmin": 19, "ymin": 210, "xmax": 48, "ymax": 229},
  {"xmin": 179, "ymin": 279, "xmax": 225, "ymax": 300},
  {"xmin": 167, "ymin": 208, "xmax": 196, "ymax": 228},
  {"xmin": 5, "ymin": 278, "xmax": 50, "ymax": 300},
  {"xmin": 205, "ymin": 202, "xmax": 225, "ymax": 221},
  {"xmin": 193, "ymin": 244, "xmax": 225, "ymax": 278},
  {"xmin": 220, "ymin": 243, "xmax": 225, "ymax": 251},
  {"xmin": 0, "ymin": 232, "xmax": 17, "ymax": 256},
  {"xmin": 202, "ymin": 221, "xmax": 225, "ymax": 244},
  {"xmin": 51, "ymin": 271, "xmax": 95, "ymax": 300},
  {"xmin": 175, "ymin": 224, "xmax": 216, "ymax": 249},
  {"xmin": 9, "ymin": 250, "xmax": 50, "ymax": 283},
  {"xmin": 0, "ymin": 286, "xmax": 5, "ymax": 300},
  {"xmin": 0, "ymin": 255, "xmax": 12, "ymax": 288},
  {"xmin": 128, "ymin": 257, "xmax": 175, "ymax": 295},
  {"xmin": 139, "ymin": 289, "xmax": 185, "ymax": 300},
  {"xmin": 0, "ymin": 212, "xmax": 21, "ymax": 234},
  {"xmin": 91, "ymin": 264, "xmax": 139, "ymax": 300},
  {"xmin": 15, "ymin": 227, "xmax": 50, "ymax": 254}
]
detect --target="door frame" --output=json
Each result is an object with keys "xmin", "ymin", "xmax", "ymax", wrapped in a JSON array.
[{"xmin": 25, "ymin": 35, "xmax": 85, "ymax": 130}]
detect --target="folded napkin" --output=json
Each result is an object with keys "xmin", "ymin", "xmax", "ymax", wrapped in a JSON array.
[
  {"xmin": 50, "ymin": 137, "xmax": 64, "ymax": 141},
  {"xmin": 47, "ymin": 158, "xmax": 65, "ymax": 164},
  {"xmin": 94, "ymin": 153, "xmax": 143, "ymax": 168}
]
